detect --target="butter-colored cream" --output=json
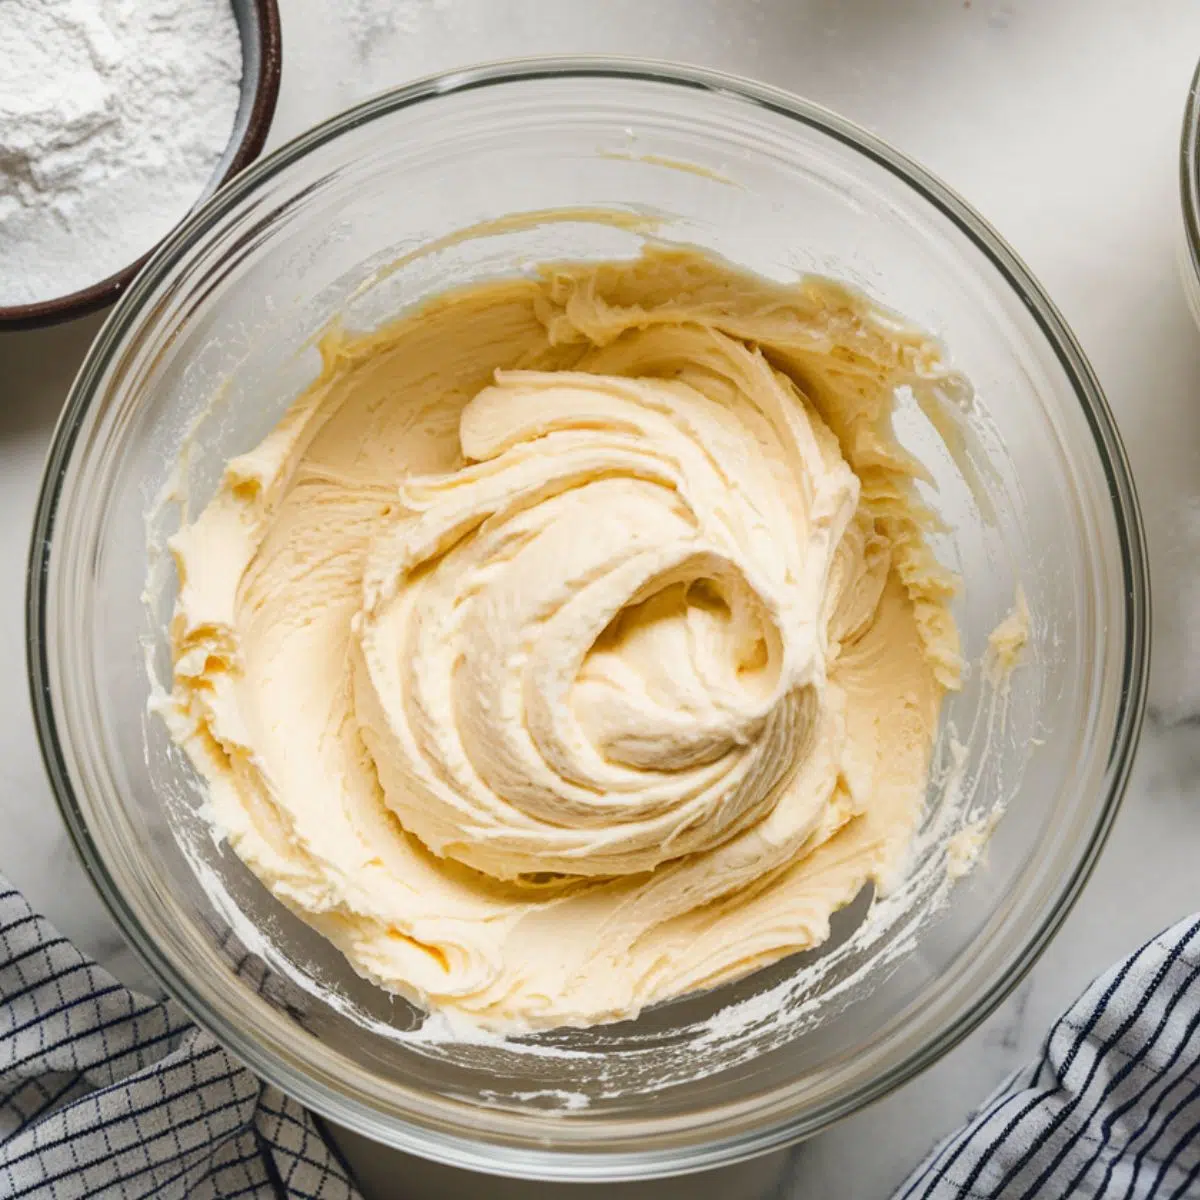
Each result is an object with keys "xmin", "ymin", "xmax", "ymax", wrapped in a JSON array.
[
  {"xmin": 167, "ymin": 247, "xmax": 961, "ymax": 1030},
  {"xmin": 987, "ymin": 584, "xmax": 1030, "ymax": 682}
]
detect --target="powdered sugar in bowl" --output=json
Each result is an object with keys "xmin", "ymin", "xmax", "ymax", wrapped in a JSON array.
[{"xmin": 0, "ymin": 0, "xmax": 280, "ymax": 330}]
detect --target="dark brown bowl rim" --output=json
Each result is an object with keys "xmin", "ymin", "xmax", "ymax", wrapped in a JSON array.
[{"xmin": 0, "ymin": 0, "xmax": 281, "ymax": 333}]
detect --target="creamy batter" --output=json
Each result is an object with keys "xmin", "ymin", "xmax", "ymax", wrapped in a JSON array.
[{"xmin": 166, "ymin": 247, "xmax": 961, "ymax": 1030}]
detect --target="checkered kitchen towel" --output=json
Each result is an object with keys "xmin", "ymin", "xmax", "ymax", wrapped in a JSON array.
[
  {"xmin": 0, "ymin": 876, "xmax": 360, "ymax": 1200},
  {"xmin": 896, "ymin": 914, "xmax": 1200, "ymax": 1199}
]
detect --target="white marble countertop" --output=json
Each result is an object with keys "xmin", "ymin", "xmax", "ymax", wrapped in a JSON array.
[{"xmin": 4, "ymin": 2, "xmax": 1200, "ymax": 1196}]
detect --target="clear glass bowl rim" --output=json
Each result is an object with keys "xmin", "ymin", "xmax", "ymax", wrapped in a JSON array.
[
  {"xmin": 1178, "ymin": 56, "xmax": 1200, "ymax": 307},
  {"xmin": 27, "ymin": 56, "xmax": 1151, "ymax": 1181}
]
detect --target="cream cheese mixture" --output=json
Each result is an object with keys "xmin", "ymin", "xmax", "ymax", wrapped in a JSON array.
[{"xmin": 166, "ymin": 247, "xmax": 962, "ymax": 1031}]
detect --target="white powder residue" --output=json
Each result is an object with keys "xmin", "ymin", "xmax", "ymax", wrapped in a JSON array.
[
  {"xmin": 987, "ymin": 583, "xmax": 1030, "ymax": 683},
  {"xmin": 341, "ymin": 0, "xmax": 454, "ymax": 47},
  {"xmin": 0, "ymin": 0, "xmax": 243, "ymax": 306},
  {"xmin": 946, "ymin": 810, "xmax": 1000, "ymax": 880},
  {"xmin": 480, "ymin": 1089, "xmax": 591, "ymax": 1112}
]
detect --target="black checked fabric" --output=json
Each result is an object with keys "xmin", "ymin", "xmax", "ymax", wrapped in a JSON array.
[
  {"xmin": 895, "ymin": 915, "xmax": 1200, "ymax": 1199},
  {"xmin": 0, "ymin": 877, "xmax": 361, "ymax": 1200}
]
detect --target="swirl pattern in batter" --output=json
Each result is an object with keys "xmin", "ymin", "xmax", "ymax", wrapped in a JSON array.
[{"xmin": 167, "ymin": 247, "xmax": 961, "ymax": 1030}]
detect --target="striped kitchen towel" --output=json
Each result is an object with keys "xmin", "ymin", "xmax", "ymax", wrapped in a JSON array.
[
  {"xmin": 0, "ymin": 876, "xmax": 361, "ymax": 1200},
  {"xmin": 7, "ymin": 866, "xmax": 1200, "ymax": 1200},
  {"xmin": 897, "ymin": 914, "xmax": 1200, "ymax": 1199}
]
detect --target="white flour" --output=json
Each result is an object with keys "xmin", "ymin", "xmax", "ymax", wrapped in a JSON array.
[{"xmin": 0, "ymin": 0, "xmax": 243, "ymax": 307}]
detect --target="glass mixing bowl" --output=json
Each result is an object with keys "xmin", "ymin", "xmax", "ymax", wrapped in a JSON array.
[
  {"xmin": 28, "ymin": 59, "xmax": 1148, "ymax": 1181},
  {"xmin": 1179, "ymin": 53, "xmax": 1200, "ymax": 328}
]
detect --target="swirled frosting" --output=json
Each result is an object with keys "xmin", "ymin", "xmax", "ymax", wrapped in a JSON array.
[{"xmin": 167, "ymin": 247, "xmax": 961, "ymax": 1030}]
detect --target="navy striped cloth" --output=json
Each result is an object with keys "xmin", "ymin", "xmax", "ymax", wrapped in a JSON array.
[
  {"xmin": 0, "ymin": 876, "xmax": 361, "ymax": 1199},
  {"xmin": 896, "ymin": 914, "xmax": 1200, "ymax": 1199}
]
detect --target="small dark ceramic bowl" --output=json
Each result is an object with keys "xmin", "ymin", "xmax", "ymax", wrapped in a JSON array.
[{"xmin": 0, "ymin": 0, "xmax": 281, "ymax": 332}]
